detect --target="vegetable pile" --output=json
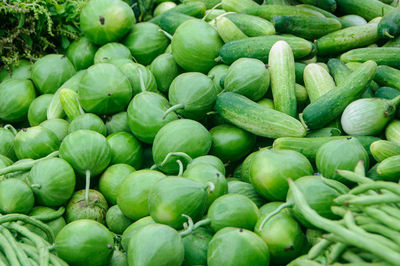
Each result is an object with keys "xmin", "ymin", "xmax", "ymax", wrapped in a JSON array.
[{"xmin": 2, "ymin": 0, "xmax": 400, "ymax": 265}]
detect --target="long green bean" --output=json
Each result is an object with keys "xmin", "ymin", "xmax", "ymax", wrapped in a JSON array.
[
  {"xmin": 308, "ymin": 239, "xmax": 332, "ymax": 260},
  {"xmin": 349, "ymin": 182, "xmax": 400, "ymax": 197},
  {"xmin": 342, "ymin": 250, "xmax": 366, "ymax": 263},
  {"xmin": 347, "ymin": 194, "xmax": 400, "ymax": 205},
  {"xmin": 0, "ymin": 226, "xmax": 31, "ymax": 266},
  {"xmin": 328, "ymin": 242, "xmax": 347, "ymax": 264},
  {"xmin": 336, "ymin": 170, "xmax": 373, "ymax": 184},
  {"xmin": 0, "ymin": 232, "xmax": 20, "ymax": 266},
  {"xmin": 30, "ymin": 207, "xmax": 65, "ymax": 222},
  {"xmin": 362, "ymin": 206, "xmax": 400, "ymax": 231},
  {"xmin": 361, "ymin": 223, "xmax": 400, "ymax": 246}
]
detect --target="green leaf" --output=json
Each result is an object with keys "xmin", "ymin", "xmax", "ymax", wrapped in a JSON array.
[{"xmin": 61, "ymin": 36, "xmax": 70, "ymax": 50}]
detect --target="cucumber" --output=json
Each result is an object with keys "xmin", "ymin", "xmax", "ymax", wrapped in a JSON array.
[
  {"xmin": 383, "ymin": 35, "xmax": 400, "ymax": 46},
  {"xmin": 301, "ymin": 60, "xmax": 377, "ymax": 129},
  {"xmin": 159, "ymin": 12, "xmax": 194, "ymax": 34},
  {"xmin": 316, "ymin": 23, "xmax": 379, "ymax": 56},
  {"xmin": 378, "ymin": 6, "xmax": 400, "ymax": 38},
  {"xmin": 295, "ymin": 83, "xmax": 309, "ymax": 106},
  {"xmin": 243, "ymin": 5, "xmax": 325, "ymax": 20},
  {"xmin": 225, "ymin": 13, "xmax": 276, "ymax": 37},
  {"xmin": 374, "ymin": 65, "xmax": 400, "ymax": 90},
  {"xmin": 268, "ymin": 40, "xmax": 297, "ymax": 117},
  {"xmin": 150, "ymin": 1, "xmax": 206, "ymax": 24},
  {"xmin": 297, "ymin": 4, "xmax": 342, "ymax": 23},
  {"xmin": 340, "ymin": 14, "xmax": 368, "ymax": 27},
  {"xmin": 221, "ymin": 0, "xmax": 258, "ymax": 12},
  {"xmin": 295, "ymin": 62, "xmax": 306, "ymax": 84},
  {"xmin": 264, "ymin": 0, "xmax": 292, "ymax": 4},
  {"xmin": 336, "ymin": 0, "xmax": 394, "ymax": 21},
  {"xmin": 303, "ymin": 63, "xmax": 335, "ymax": 102},
  {"xmin": 375, "ymin": 87, "xmax": 400, "ymax": 99},
  {"xmin": 215, "ymin": 92, "xmax": 306, "ymax": 138},
  {"xmin": 377, "ymin": 155, "xmax": 400, "ymax": 181},
  {"xmin": 370, "ymin": 140, "xmax": 400, "ymax": 162},
  {"xmin": 340, "ymin": 47, "xmax": 400, "ymax": 68},
  {"xmin": 297, "ymin": 0, "xmax": 337, "ymax": 12},
  {"xmin": 271, "ymin": 15, "xmax": 342, "ymax": 40},
  {"xmin": 59, "ymin": 88, "xmax": 83, "ymax": 121},
  {"xmin": 216, "ymin": 16, "xmax": 248, "ymax": 43},
  {"xmin": 386, "ymin": 120, "xmax": 400, "ymax": 146},
  {"xmin": 218, "ymin": 35, "xmax": 313, "ymax": 64}
]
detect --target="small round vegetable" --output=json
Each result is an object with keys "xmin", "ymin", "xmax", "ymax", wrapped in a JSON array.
[
  {"xmin": 121, "ymin": 216, "xmax": 155, "ymax": 250},
  {"xmin": 69, "ymin": 113, "xmax": 107, "ymax": 136},
  {"xmin": 80, "ymin": 0, "xmax": 135, "ymax": 45},
  {"xmin": 0, "ymin": 60, "xmax": 31, "ymax": 82},
  {"xmin": 40, "ymin": 118, "xmax": 70, "ymax": 142},
  {"xmin": 110, "ymin": 250, "xmax": 128, "ymax": 266},
  {"xmin": 55, "ymin": 219, "xmax": 114, "ymax": 266},
  {"xmin": 0, "ymin": 79, "xmax": 36, "ymax": 122},
  {"xmin": 153, "ymin": 1, "xmax": 177, "ymax": 16},
  {"xmin": 186, "ymin": 155, "xmax": 226, "ymax": 176},
  {"xmin": 107, "ymin": 132, "xmax": 143, "ymax": 169},
  {"xmin": 105, "ymin": 112, "xmax": 130, "ymax": 134},
  {"xmin": 182, "ymin": 227, "xmax": 213, "ymax": 266},
  {"xmin": 208, "ymin": 64, "xmax": 229, "ymax": 93},
  {"xmin": 28, "ymin": 158, "xmax": 76, "ymax": 207},
  {"xmin": 27, "ymin": 94, "xmax": 53, "ymax": 126},
  {"xmin": 99, "ymin": 164, "xmax": 135, "ymax": 205},
  {"xmin": 0, "ymin": 127, "xmax": 17, "ymax": 161},
  {"xmin": 0, "ymin": 178, "xmax": 34, "ymax": 214},
  {"xmin": 106, "ymin": 205, "xmax": 133, "ymax": 234},
  {"xmin": 66, "ymin": 37, "xmax": 97, "ymax": 70},
  {"xmin": 118, "ymin": 62, "xmax": 157, "ymax": 95},
  {"xmin": 172, "ymin": 19, "xmax": 223, "ymax": 73},
  {"xmin": 31, "ymin": 54, "xmax": 76, "ymax": 94},
  {"xmin": 94, "ymin": 42, "xmax": 131, "ymax": 64},
  {"xmin": 149, "ymin": 53, "xmax": 180, "ymax": 92},
  {"xmin": 66, "ymin": 189, "xmax": 108, "ymax": 224},
  {"xmin": 227, "ymin": 179, "xmax": 265, "ymax": 207}
]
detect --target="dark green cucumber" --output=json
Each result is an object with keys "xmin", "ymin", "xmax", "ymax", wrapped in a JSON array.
[
  {"xmin": 295, "ymin": 62, "xmax": 306, "ymax": 84},
  {"xmin": 215, "ymin": 92, "xmax": 306, "ymax": 138},
  {"xmin": 316, "ymin": 23, "xmax": 379, "ymax": 56},
  {"xmin": 298, "ymin": 0, "xmax": 337, "ymax": 12},
  {"xmin": 374, "ymin": 65, "xmax": 400, "ymax": 90},
  {"xmin": 336, "ymin": 0, "xmax": 394, "ymax": 21},
  {"xmin": 340, "ymin": 47, "xmax": 400, "ymax": 69},
  {"xmin": 297, "ymin": 4, "xmax": 342, "ymax": 24},
  {"xmin": 244, "ymin": 5, "xmax": 325, "ymax": 21},
  {"xmin": 225, "ymin": 13, "xmax": 276, "ymax": 37},
  {"xmin": 301, "ymin": 60, "xmax": 377, "ymax": 129},
  {"xmin": 150, "ymin": 1, "xmax": 206, "ymax": 25},
  {"xmin": 159, "ymin": 12, "xmax": 194, "ymax": 34},
  {"xmin": 375, "ymin": 87, "xmax": 400, "ymax": 99},
  {"xmin": 272, "ymin": 15, "xmax": 342, "ymax": 40},
  {"xmin": 221, "ymin": 0, "xmax": 259, "ymax": 12},
  {"xmin": 378, "ymin": 6, "xmax": 400, "ymax": 38},
  {"xmin": 383, "ymin": 35, "xmax": 400, "ymax": 46},
  {"xmin": 218, "ymin": 35, "xmax": 313, "ymax": 64}
]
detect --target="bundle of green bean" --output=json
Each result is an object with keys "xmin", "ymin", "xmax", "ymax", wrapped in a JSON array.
[
  {"xmin": 0, "ymin": 210, "xmax": 67, "ymax": 266},
  {"xmin": 287, "ymin": 161, "xmax": 400, "ymax": 266}
]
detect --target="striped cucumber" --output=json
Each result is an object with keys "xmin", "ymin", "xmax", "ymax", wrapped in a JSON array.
[
  {"xmin": 303, "ymin": 63, "xmax": 335, "ymax": 102},
  {"xmin": 225, "ymin": 13, "xmax": 276, "ymax": 37},
  {"xmin": 216, "ymin": 16, "xmax": 248, "ymax": 43},
  {"xmin": 217, "ymin": 35, "xmax": 313, "ymax": 64},
  {"xmin": 271, "ymin": 15, "xmax": 342, "ymax": 40},
  {"xmin": 59, "ymin": 88, "xmax": 84, "ymax": 121},
  {"xmin": 268, "ymin": 40, "xmax": 297, "ymax": 117},
  {"xmin": 374, "ymin": 65, "xmax": 400, "ymax": 90},
  {"xmin": 221, "ymin": 0, "xmax": 258, "ymax": 12},
  {"xmin": 243, "ymin": 5, "xmax": 325, "ymax": 21},
  {"xmin": 340, "ymin": 47, "xmax": 400, "ymax": 69},
  {"xmin": 340, "ymin": 14, "xmax": 367, "ymax": 27},
  {"xmin": 385, "ymin": 120, "xmax": 400, "ymax": 145},
  {"xmin": 316, "ymin": 23, "xmax": 379, "ymax": 56},
  {"xmin": 370, "ymin": 140, "xmax": 400, "ymax": 162},
  {"xmin": 377, "ymin": 155, "xmax": 400, "ymax": 180},
  {"xmin": 336, "ymin": 0, "xmax": 394, "ymax": 21},
  {"xmin": 378, "ymin": 6, "xmax": 400, "ymax": 38},
  {"xmin": 297, "ymin": 4, "xmax": 341, "ymax": 21},
  {"xmin": 301, "ymin": 60, "xmax": 377, "ymax": 129},
  {"xmin": 159, "ymin": 12, "xmax": 194, "ymax": 34},
  {"xmin": 297, "ymin": 0, "xmax": 337, "ymax": 12},
  {"xmin": 215, "ymin": 92, "xmax": 306, "ymax": 138},
  {"xmin": 150, "ymin": 1, "xmax": 206, "ymax": 24}
]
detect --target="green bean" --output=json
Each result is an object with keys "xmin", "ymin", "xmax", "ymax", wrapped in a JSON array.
[
  {"xmin": 379, "ymin": 205, "xmax": 400, "ymax": 220},
  {"xmin": 18, "ymin": 243, "xmax": 38, "ymax": 261},
  {"xmin": 327, "ymin": 242, "xmax": 347, "ymax": 264},
  {"xmin": 336, "ymin": 170, "xmax": 373, "ymax": 184},
  {"xmin": 357, "ymin": 252, "xmax": 380, "ymax": 262},
  {"xmin": 354, "ymin": 215, "xmax": 378, "ymax": 226},
  {"xmin": 49, "ymin": 254, "xmax": 68, "ymax": 266},
  {"xmin": 28, "ymin": 258, "xmax": 38, "ymax": 266},
  {"xmin": 0, "ymin": 232, "xmax": 20, "ymax": 266},
  {"xmin": 361, "ymin": 223, "xmax": 400, "ymax": 246},
  {"xmin": 363, "ymin": 206, "xmax": 400, "ymax": 231},
  {"xmin": 334, "ymin": 194, "xmax": 357, "ymax": 205},
  {"xmin": 321, "ymin": 177, "xmax": 350, "ymax": 194},
  {"xmin": 349, "ymin": 181, "xmax": 400, "ymax": 197},
  {"xmin": 30, "ymin": 207, "xmax": 65, "ymax": 222},
  {"xmin": 331, "ymin": 263, "xmax": 390, "ymax": 266},
  {"xmin": 288, "ymin": 179, "xmax": 400, "ymax": 265},
  {"xmin": 0, "ymin": 251, "xmax": 8, "ymax": 266},
  {"xmin": 347, "ymin": 194, "xmax": 400, "ymax": 205},
  {"xmin": 342, "ymin": 250, "xmax": 366, "ymax": 263},
  {"xmin": 0, "ymin": 226, "xmax": 31, "ymax": 266},
  {"xmin": 308, "ymin": 239, "xmax": 332, "ymax": 260},
  {"xmin": 257, "ymin": 202, "xmax": 294, "ymax": 232}
]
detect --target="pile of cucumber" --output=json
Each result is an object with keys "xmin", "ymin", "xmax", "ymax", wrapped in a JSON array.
[{"xmin": 2, "ymin": 0, "xmax": 400, "ymax": 265}]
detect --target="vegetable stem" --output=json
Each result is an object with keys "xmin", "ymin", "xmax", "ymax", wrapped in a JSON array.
[
  {"xmin": 85, "ymin": 170, "xmax": 91, "ymax": 206},
  {"xmin": 258, "ymin": 202, "xmax": 293, "ymax": 232},
  {"xmin": 162, "ymin": 104, "xmax": 184, "ymax": 120}
]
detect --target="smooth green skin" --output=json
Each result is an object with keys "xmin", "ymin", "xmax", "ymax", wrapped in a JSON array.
[
  {"xmin": 59, "ymin": 130, "xmax": 111, "ymax": 176},
  {"xmin": 210, "ymin": 124, "xmax": 256, "ymax": 162},
  {"xmin": 0, "ymin": 128, "xmax": 17, "ymax": 161},
  {"xmin": 240, "ymin": 151, "xmax": 260, "ymax": 183},
  {"xmin": 40, "ymin": 119, "xmax": 69, "ymax": 142},
  {"xmin": 154, "ymin": 1, "xmax": 177, "ymax": 16},
  {"xmin": 117, "ymin": 170, "xmax": 165, "ymax": 220},
  {"xmin": 0, "ymin": 178, "xmax": 34, "ymax": 214},
  {"xmin": 208, "ymin": 64, "xmax": 228, "ymax": 93},
  {"xmin": 69, "ymin": 113, "xmax": 107, "ymax": 136},
  {"xmin": 28, "ymin": 206, "xmax": 66, "ymax": 239},
  {"xmin": 207, "ymin": 227, "xmax": 269, "ymax": 266},
  {"xmin": 28, "ymin": 158, "xmax": 76, "ymax": 207},
  {"xmin": 110, "ymin": 250, "xmax": 128, "ymax": 266},
  {"xmin": 377, "ymin": 155, "xmax": 400, "ymax": 181},
  {"xmin": 298, "ymin": 0, "xmax": 337, "ymax": 13},
  {"xmin": 32, "ymin": 54, "xmax": 76, "ymax": 94},
  {"xmin": 150, "ymin": 0, "xmax": 206, "ymax": 24},
  {"xmin": 0, "ymin": 79, "xmax": 36, "ymax": 122},
  {"xmin": 106, "ymin": 112, "xmax": 130, "ymax": 135},
  {"xmin": 127, "ymin": 92, "xmax": 178, "ymax": 144},
  {"xmin": 256, "ymin": 202, "xmax": 305, "ymax": 265},
  {"xmin": 287, "ymin": 175, "xmax": 346, "ymax": 228},
  {"xmin": 121, "ymin": 216, "xmax": 155, "ymax": 250},
  {"xmin": 152, "ymin": 119, "xmax": 212, "ymax": 174},
  {"xmin": 0, "ymin": 154, "xmax": 12, "ymax": 168},
  {"xmin": 159, "ymin": 12, "xmax": 194, "ymax": 35},
  {"xmin": 183, "ymin": 163, "xmax": 228, "ymax": 207},
  {"xmin": 340, "ymin": 15, "xmax": 367, "ymax": 27},
  {"xmin": 149, "ymin": 177, "xmax": 208, "ymax": 229},
  {"xmin": 207, "ymin": 194, "xmax": 259, "ymax": 232},
  {"xmin": 216, "ymin": 16, "xmax": 248, "ymax": 43},
  {"xmin": 182, "ymin": 227, "xmax": 213, "ymax": 266},
  {"xmin": 149, "ymin": 53, "xmax": 180, "ymax": 92},
  {"xmin": 224, "ymin": 58, "xmax": 269, "ymax": 101},
  {"xmin": 336, "ymin": 0, "xmax": 393, "ymax": 21},
  {"xmin": 371, "ymin": 140, "xmax": 400, "ymax": 162},
  {"xmin": 128, "ymin": 224, "xmax": 184, "ymax": 266},
  {"xmin": 66, "ymin": 189, "xmax": 108, "ymax": 224},
  {"xmin": 14, "ymin": 126, "xmax": 60, "ymax": 160},
  {"xmin": 186, "ymin": 155, "xmax": 226, "ymax": 176},
  {"xmin": 169, "ymin": 72, "xmax": 218, "ymax": 120},
  {"xmin": 341, "ymin": 47, "xmax": 400, "ymax": 69},
  {"xmin": 66, "ymin": 37, "xmax": 97, "ymax": 70},
  {"xmin": 303, "ymin": 63, "xmax": 335, "ymax": 103},
  {"xmin": 106, "ymin": 132, "xmax": 143, "ymax": 169},
  {"xmin": 386, "ymin": 120, "xmax": 400, "ymax": 146},
  {"xmin": 250, "ymin": 149, "xmax": 313, "ymax": 201},
  {"xmin": 56, "ymin": 219, "xmax": 114, "ymax": 266},
  {"xmin": 316, "ymin": 137, "xmax": 369, "ymax": 183},
  {"xmin": 375, "ymin": 66, "xmax": 400, "ymax": 91},
  {"xmin": 227, "ymin": 180, "xmax": 265, "ymax": 208},
  {"xmin": 94, "ymin": 42, "xmax": 131, "ymax": 64},
  {"xmin": 78, "ymin": 63, "xmax": 132, "ymax": 115},
  {"xmin": 99, "ymin": 164, "xmax": 135, "ymax": 205},
  {"xmin": 27, "ymin": 94, "xmax": 53, "ymax": 126},
  {"xmin": 258, "ymin": 98, "xmax": 275, "ymax": 109},
  {"xmin": 172, "ymin": 19, "xmax": 223, "ymax": 73},
  {"xmin": 0, "ymin": 60, "xmax": 31, "ymax": 82},
  {"xmin": 106, "ymin": 205, "xmax": 133, "ymax": 234},
  {"xmin": 118, "ymin": 62, "xmax": 157, "ymax": 95},
  {"xmin": 108, "ymin": 58, "xmax": 133, "ymax": 67},
  {"xmin": 80, "ymin": 0, "xmax": 135, "ymax": 45},
  {"xmin": 225, "ymin": 13, "xmax": 275, "ymax": 37},
  {"xmin": 123, "ymin": 22, "xmax": 169, "ymax": 65},
  {"xmin": 243, "ymin": 3, "xmax": 323, "ymax": 19}
]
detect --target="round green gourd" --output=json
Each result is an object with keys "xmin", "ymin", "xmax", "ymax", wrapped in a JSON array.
[
  {"xmin": 28, "ymin": 94, "xmax": 53, "ymax": 126},
  {"xmin": 68, "ymin": 113, "xmax": 107, "ymax": 136},
  {"xmin": 0, "ymin": 178, "xmax": 34, "ymax": 214},
  {"xmin": 105, "ymin": 205, "xmax": 133, "ymax": 234},
  {"xmin": 66, "ymin": 189, "xmax": 108, "ymax": 224},
  {"xmin": 106, "ymin": 132, "xmax": 143, "ymax": 169},
  {"xmin": 149, "ymin": 53, "xmax": 180, "ymax": 92},
  {"xmin": 94, "ymin": 42, "xmax": 131, "ymax": 64},
  {"xmin": 66, "ymin": 37, "xmax": 97, "ymax": 70}
]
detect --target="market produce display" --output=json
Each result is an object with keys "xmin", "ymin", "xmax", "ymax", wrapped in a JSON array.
[{"xmin": 2, "ymin": 0, "xmax": 400, "ymax": 265}]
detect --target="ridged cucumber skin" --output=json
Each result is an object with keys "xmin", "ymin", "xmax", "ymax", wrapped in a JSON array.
[
  {"xmin": 218, "ymin": 35, "xmax": 313, "ymax": 64},
  {"xmin": 221, "ymin": 0, "xmax": 259, "ymax": 12},
  {"xmin": 150, "ymin": 1, "xmax": 206, "ymax": 24},
  {"xmin": 336, "ymin": 0, "xmax": 394, "ymax": 21},
  {"xmin": 302, "ymin": 60, "xmax": 377, "ymax": 130},
  {"xmin": 295, "ymin": 83, "xmax": 309, "ymax": 106},
  {"xmin": 375, "ymin": 87, "xmax": 400, "ymax": 99},
  {"xmin": 269, "ymin": 41, "xmax": 297, "ymax": 117},
  {"xmin": 159, "ymin": 12, "xmax": 193, "ymax": 34},
  {"xmin": 316, "ymin": 23, "xmax": 379, "ymax": 56},
  {"xmin": 225, "ymin": 13, "xmax": 276, "ymax": 37},
  {"xmin": 243, "ymin": 5, "xmax": 325, "ymax": 20},
  {"xmin": 378, "ymin": 6, "xmax": 400, "ymax": 38},
  {"xmin": 273, "ymin": 135, "xmax": 380, "ymax": 161},
  {"xmin": 272, "ymin": 15, "xmax": 342, "ymax": 40},
  {"xmin": 297, "ymin": 0, "xmax": 337, "ymax": 12},
  {"xmin": 385, "ymin": 120, "xmax": 400, "ymax": 146},
  {"xmin": 370, "ymin": 140, "xmax": 400, "ymax": 162},
  {"xmin": 297, "ymin": 4, "xmax": 340, "ymax": 21},
  {"xmin": 374, "ymin": 65, "xmax": 400, "ymax": 90},
  {"xmin": 377, "ymin": 155, "xmax": 400, "ymax": 180},
  {"xmin": 59, "ymin": 88, "xmax": 82, "ymax": 121},
  {"xmin": 304, "ymin": 63, "xmax": 336, "ymax": 102},
  {"xmin": 340, "ymin": 15, "xmax": 368, "ymax": 28},
  {"xmin": 340, "ymin": 48, "xmax": 400, "ymax": 69},
  {"xmin": 216, "ymin": 17, "xmax": 248, "ymax": 43},
  {"xmin": 215, "ymin": 92, "xmax": 306, "ymax": 138}
]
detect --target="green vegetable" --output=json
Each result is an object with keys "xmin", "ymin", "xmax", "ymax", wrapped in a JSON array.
[
  {"xmin": 216, "ymin": 16, "xmax": 248, "ymax": 43},
  {"xmin": 66, "ymin": 189, "xmax": 108, "ymax": 224},
  {"xmin": 0, "ymin": 178, "xmax": 34, "ymax": 214},
  {"xmin": 336, "ymin": 0, "xmax": 394, "ymax": 21},
  {"xmin": 227, "ymin": 179, "xmax": 266, "ymax": 207},
  {"xmin": 304, "ymin": 63, "xmax": 335, "ymax": 102},
  {"xmin": 340, "ymin": 14, "xmax": 367, "ymax": 27},
  {"xmin": 385, "ymin": 119, "xmax": 400, "ymax": 146},
  {"xmin": 182, "ymin": 227, "xmax": 213, "ymax": 266},
  {"xmin": 149, "ymin": 53, "xmax": 180, "ymax": 93},
  {"xmin": 66, "ymin": 37, "xmax": 97, "ymax": 70},
  {"xmin": 107, "ymin": 132, "xmax": 143, "ymax": 169},
  {"xmin": 94, "ymin": 42, "xmax": 132, "ymax": 64},
  {"xmin": 105, "ymin": 205, "xmax": 133, "ymax": 234},
  {"xmin": 340, "ymin": 47, "xmax": 400, "ymax": 68},
  {"xmin": 119, "ymin": 62, "xmax": 158, "ymax": 95},
  {"xmin": 121, "ymin": 216, "xmax": 155, "ymax": 250},
  {"xmin": 221, "ymin": 0, "xmax": 259, "ymax": 12},
  {"xmin": 244, "ymin": 4, "xmax": 325, "ymax": 20},
  {"xmin": 105, "ymin": 112, "xmax": 131, "ymax": 135},
  {"xmin": 225, "ymin": 13, "xmax": 275, "ymax": 37},
  {"xmin": 40, "ymin": 119, "xmax": 70, "ymax": 143}
]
